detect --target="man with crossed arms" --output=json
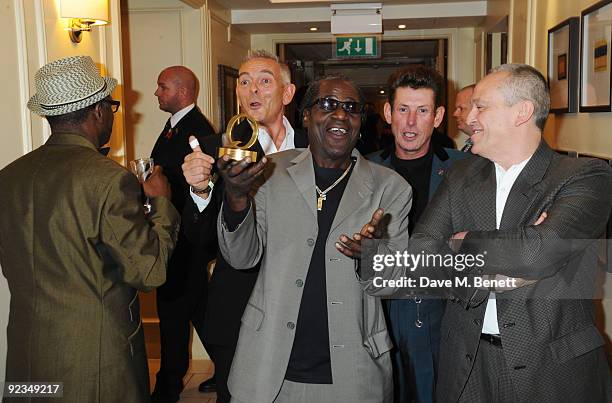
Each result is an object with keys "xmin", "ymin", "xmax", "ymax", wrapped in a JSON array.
[{"xmin": 358, "ymin": 64, "xmax": 612, "ymax": 402}]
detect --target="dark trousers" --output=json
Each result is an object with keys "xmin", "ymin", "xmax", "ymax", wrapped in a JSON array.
[
  {"xmin": 207, "ymin": 343, "xmax": 237, "ymax": 403},
  {"xmin": 385, "ymin": 298, "xmax": 444, "ymax": 403},
  {"xmin": 457, "ymin": 338, "xmax": 519, "ymax": 403},
  {"xmin": 152, "ymin": 257, "xmax": 208, "ymax": 400}
]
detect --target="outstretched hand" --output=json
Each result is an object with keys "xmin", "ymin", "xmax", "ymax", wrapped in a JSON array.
[
  {"xmin": 336, "ymin": 208, "xmax": 386, "ymax": 259},
  {"xmin": 217, "ymin": 154, "xmax": 267, "ymax": 212}
]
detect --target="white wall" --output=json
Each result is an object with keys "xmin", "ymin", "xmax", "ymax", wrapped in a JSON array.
[
  {"xmin": 209, "ymin": 2, "xmax": 250, "ymax": 130},
  {"xmin": 0, "ymin": 0, "xmax": 24, "ymax": 386},
  {"xmin": 0, "ymin": 0, "xmax": 27, "ymax": 169},
  {"xmin": 123, "ymin": 0, "xmax": 209, "ymax": 161}
]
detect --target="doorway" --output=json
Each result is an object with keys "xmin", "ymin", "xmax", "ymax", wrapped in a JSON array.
[{"xmin": 278, "ymin": 39, "xmax": 449, "ymax": 153}]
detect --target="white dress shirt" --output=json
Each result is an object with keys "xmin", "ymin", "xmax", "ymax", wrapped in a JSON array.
[
  {"xmin": 481, "ymin": 156, "xmax": 532, "ymax": 335},
  {"xmin": 170, "ymin": 103, "xmax": 195, "ymax": 128},
  {"xmin": 190, "ymin": 116, "xmax": 296, "ymax": 212},
  {"xmin": 256, "ymin": 116, "xmax": 295, "ymax": 155}
]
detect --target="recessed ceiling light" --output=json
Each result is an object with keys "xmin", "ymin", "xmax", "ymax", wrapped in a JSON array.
[
  {"xmin": 379, "ymin": 90, "xmax": 385, "ymax": 94},
  {"xmin": 309, "ymin": 27, "xmax": 318, "ymax": 31},
  {"xmin": 398, "ymin": 24, "xmax": 407, "ymax": 29}
]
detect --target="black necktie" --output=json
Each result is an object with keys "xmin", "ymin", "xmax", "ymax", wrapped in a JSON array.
[
  {"xmin": 461, "ymin": 138, "xmax": 473, "ymax": 153},
  {"xmin": 163, "ymin": 119, "xmax": 174, "ymax": 140}
]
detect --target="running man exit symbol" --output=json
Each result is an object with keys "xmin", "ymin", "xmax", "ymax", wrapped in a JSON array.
[{"xmin": 335, "ymin": 36, "xmax": 378, "ymax": 58}]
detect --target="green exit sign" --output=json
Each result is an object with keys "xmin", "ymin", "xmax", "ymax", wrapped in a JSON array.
[{"xmin": 335, "ymin": 36, "xmax": 379, "ymax": 58}]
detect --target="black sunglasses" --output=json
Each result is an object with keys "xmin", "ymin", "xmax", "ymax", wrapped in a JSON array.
[
  {"xmin": 101, "ymin": 99, "xmax": 121, "ymax": 113},
  {"xmin": 311, "ymin": 97, "xmax": 364, "ymax": 114}
]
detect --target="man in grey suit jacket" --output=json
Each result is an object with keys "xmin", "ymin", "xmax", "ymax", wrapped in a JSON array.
[
  {"xmin": 214, "ymin": 75, "xmax": 410, "ymax": 402},
  {"xmin": 367, "ymin": 64, "xmax": 612, "ymax": 402}
]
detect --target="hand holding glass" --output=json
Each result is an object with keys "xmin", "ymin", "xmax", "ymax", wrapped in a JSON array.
[{"xmin": 130, "ymin": 158, "xmax": 154, "ymax": 213}]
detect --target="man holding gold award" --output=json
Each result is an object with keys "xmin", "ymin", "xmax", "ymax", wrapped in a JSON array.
[
  {"xmin": 181, "ymin": 50, "xmax": 308, "ymax": 402},
  {"xmin": 206, "ymin": 74, "xmax": 408, "ymax": 402}
]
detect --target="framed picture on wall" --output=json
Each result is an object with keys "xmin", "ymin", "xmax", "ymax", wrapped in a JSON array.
[
  {"xmin": 547, "ymin": 17, "xmax": 579, "ymax": 113},
  {"xmin": 580, "ymin": 0, "xmax": 612, "ymax": 112}
]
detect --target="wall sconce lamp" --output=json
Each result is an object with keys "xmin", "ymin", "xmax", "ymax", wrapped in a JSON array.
[{"xmin": 60, "ymin": 0, "xmax": 109, "ymax": 43}]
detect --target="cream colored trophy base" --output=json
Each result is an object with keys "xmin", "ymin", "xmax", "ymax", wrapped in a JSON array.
[{"xmin": 218, "ymin": 147, "xmax": 258, "ymax": 162}]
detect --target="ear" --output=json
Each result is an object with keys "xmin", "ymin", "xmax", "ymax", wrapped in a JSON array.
[
  {"xmin": 93, "ymin": 102, "xmax": 105, "ymax": 121},
  {"xmin": 515, "ymin": 100, "xmax": 535, "ymax": 127},
  {"xmin": 282, "ymin": 83, "xmax": 296, "ymax": 106},
  {"xmin": 383, "ymin": 102, "xmax": 392, "ymax": 124},
  {"xmin": 433, "ymin": 106, "xmax": 445, "ymax": 128}
]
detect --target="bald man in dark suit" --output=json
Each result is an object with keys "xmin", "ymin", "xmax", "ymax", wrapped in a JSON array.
[{"xmin": 150, "ymin": 66, "xmax": 216, "ymax": 403}]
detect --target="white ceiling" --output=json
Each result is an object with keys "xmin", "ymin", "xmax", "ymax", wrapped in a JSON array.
[
  {"xmin": 214, "ymin": 0, "xmax": 474, "ymax": 9},
  {"xmin": 237, "ymin": 16, "xmax": 484, "ymax": 34},
  {"xmin": 218, "ymin": 1, "xmax": 487, "ymax": 34}
]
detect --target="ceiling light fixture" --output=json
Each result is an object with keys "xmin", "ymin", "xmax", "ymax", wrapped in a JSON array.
[
  {"xmin": 310, "ymin": 27, "xmax": 318, "ymax": 31},
  {"xmin": 398, "ymin": 24, "xmax": 407, "ymax": 29}
]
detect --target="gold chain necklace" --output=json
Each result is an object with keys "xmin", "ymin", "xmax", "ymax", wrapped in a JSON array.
[{"xmin": 315, "ymin": 162, "xmax": 352, "ymax": 211}]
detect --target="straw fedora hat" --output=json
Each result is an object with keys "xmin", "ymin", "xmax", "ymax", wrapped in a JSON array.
[{"xmin": 27, "ymin": 56, "xmax": 117, "ymax": 116}]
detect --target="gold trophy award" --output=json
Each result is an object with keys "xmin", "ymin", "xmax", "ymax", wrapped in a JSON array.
[{"xmin": 218, "ymin": 113, "xmax": 259, "ymax": 162}]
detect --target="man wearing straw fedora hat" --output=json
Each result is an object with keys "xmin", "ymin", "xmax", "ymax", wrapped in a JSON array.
[{"xmin": 0, "ymin": 55, "xmax": 180, "ymax": 403}]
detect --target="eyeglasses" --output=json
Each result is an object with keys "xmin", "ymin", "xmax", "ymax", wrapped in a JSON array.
[
  {"xmin": 101, "ymin": 99, "xmax": 121, "ymax": 113},
  {"xmin": 311, "ymin": 97, "xmax": 364, "ymax": 114}
]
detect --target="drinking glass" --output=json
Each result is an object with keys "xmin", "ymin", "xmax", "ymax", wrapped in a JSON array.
[{"xmin": 130, "ymin": 158, "xmax": 154, "ymax": 214}]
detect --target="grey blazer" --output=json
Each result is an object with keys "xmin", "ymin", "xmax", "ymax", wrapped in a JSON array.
[
  {"xmin": 218, "ymin": 148, "xmax": 411, "ymax": 403},
  {"xmin": 408, "ymin": 141, "xmax": 612, "ymax": 402}
]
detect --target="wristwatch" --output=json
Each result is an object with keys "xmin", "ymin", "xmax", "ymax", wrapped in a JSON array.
[{"xmin": 192, "ymin": 179, "xmax": 214, "ymax": 195}]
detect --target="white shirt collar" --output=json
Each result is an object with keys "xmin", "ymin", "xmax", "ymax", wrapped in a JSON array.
[
  {"xmin": 170, "ymin": 104, "xmax": 195, "ymax": 128},
  {"xmin": 257, "ymin": 116, "xmax": 295, "ymax": 155},
  {"xmin": 493, "ymin": 157, "xmax": 532, "ymax": 177}
]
